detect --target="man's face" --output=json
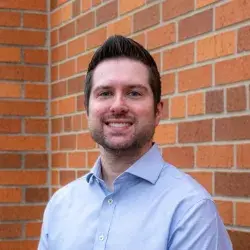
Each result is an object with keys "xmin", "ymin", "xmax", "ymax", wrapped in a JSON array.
[{"xmin": 88, "ymin": 58, "xmax": 162, "ymax": 152}]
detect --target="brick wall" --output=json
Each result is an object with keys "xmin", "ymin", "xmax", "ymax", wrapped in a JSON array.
[
  {"xmin": 1, "ymin": 0, "xmax": 250, "ymax": 249},
  {"xmin": 0, "ymin": 0, "xmax": 49, "ymax": 249}
]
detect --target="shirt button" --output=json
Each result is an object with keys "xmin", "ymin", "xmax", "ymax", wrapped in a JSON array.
[
  {"xmin": 108, "ymin": 199, "xmax": 113, "ymax": 205},
  {"xmin": 99, "ymin": 235, "xmax": 105, "ymax": 241}
]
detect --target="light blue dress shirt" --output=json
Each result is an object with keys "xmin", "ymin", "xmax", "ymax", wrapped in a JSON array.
[{"xmin": 38, "ymin": 144, "xmax": 232, "ymax": 250}]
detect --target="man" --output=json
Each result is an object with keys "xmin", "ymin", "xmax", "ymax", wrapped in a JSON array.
[{"xmin": 38, "ymin": 35, "xmax": 232, "ymax": 249}]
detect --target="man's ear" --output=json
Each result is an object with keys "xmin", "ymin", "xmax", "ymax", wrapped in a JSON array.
[{"xmin": 155, "ymin": 101, "xmax": 163, "ymax": 126}]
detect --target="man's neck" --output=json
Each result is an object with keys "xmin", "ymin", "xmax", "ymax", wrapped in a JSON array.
[{"xmin": 99, "ymin": 142, "xmax": 152, "ymax": 191}]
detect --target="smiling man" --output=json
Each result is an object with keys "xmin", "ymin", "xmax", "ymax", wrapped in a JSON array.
[{"xmin": 38, "ymin": 35, "xmax": 232, "ymax": 250}]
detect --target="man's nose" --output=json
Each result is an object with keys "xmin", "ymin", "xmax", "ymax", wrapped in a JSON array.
[{"xmin": 109, "ymin": 95, "xmax": 129, "ymax": 114}]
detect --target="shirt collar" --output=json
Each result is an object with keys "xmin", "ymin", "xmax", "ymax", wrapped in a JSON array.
[{"xmin": 86, "ymin": 143, "xmax": 164, "ymax": 185}]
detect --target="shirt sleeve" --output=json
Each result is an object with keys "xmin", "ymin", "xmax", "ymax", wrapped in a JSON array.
[{"xmin": 168, "ymin": 199, "xmax": 233, "ymax": 250}]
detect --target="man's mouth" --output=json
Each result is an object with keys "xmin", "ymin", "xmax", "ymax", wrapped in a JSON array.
[{"xmin": 104, "ymin": 120, "xmax": 133, "ymax": 128}]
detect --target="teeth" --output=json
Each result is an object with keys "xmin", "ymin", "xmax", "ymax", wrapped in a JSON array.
[{"xmin": 109, "ymin": 123, "xmax": 130, "ymax": 127}]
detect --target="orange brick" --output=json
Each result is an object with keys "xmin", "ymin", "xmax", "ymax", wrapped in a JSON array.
[
  {"xmin": 61, "ymin": 3, "xmax": 72, "ymax": 23},
  {"xmin": 197, "ymin": 145, "xmax": 234, "ymax": 168},
  {"xmin": 197, "ymin": 31, "xmax": 235, "ymax": 62},
  {"xmin": 77, "ymin": 133, "xmax": 96, "ymax": 149},
  {"xmin": 25, "ymin": 119, "xmax": 48, "ymax": 134},
  {"xmin": 170, "ymin": 96, "xmax": 186, "ymax": 118},
  {"xmin": 0, "ymin": 136, "xmax": 46, "ymax": 151},
  {"xmin": 0, "ymin": 83, "xmax": 21, "ymax": 98},
  {"xmin": 59, "ymin": 21, "xmax": 75, "ymax": 42},
  {"xmin": 25, "ymin": 84, "xmax": 48, "ymax": 99},
  {"xmin": 52, "ymin": 44, "xmax": 67, "ymax": 63},
  {"xmin": 86, "ymin": 27, "xmax": 107, "ymax": 50},
  {"xmin": 77, "ymin": 51, "xmax": 94, "ymax": 73},
  {"xmin": 82, "ymin": 0, "xmax": 91, "ymax": 11},
  {"xmin": 51, "ymin": 170, "xmax": 59, "ymax": 185},
  {"xmin": 238, "ymin": 25, "xmax": 250, "ymax": 52},
  {"xmin": 215, "ymin": 200, "xmax": 233, "ymax": 225},
  {"xmin": 152, "ymin": 52, "xmax": 161, "ymax": 72},
  {"xmin": 24, "ymin": 49, "xmax": 48, "ymax": 64},
  {"xmin": 87, "ymin": 151, "xmax": 100, "ymax": 166},
  {"xmin": 163, "ymin": 43, "xmax": 194, "ymax": 70},
  {"xmin": 68, "ymin": 36, "xmax": 86, "ymax": 58},
  {"xmin": 77, "ymin": 170, "xmax": 89, "ymax": 178},
  {"xmin": 161, "ymin": 73, "xmax": 175, "ymax": 95},
  {"xmin": 0, "ymin": 170, "xmax": 46, "ymax": 185},
  {"xmin": 0, "ymin": 188, "xmax": 22, "ymax": 203},
  {"xmin": 0, "ymin": 241, "xmax": 39, "ymax": 250},
  {"xmin": 96, "ymin": 0, "xmax": 118, "ymax": 25},
  {"xmin": 23, "ymin": 13, "xmax": 47, "ymax": 29},
  {"xmin": 188, "ymin": 92, "xmax": 204, "ymax": 116},
  {"xmin": 25, "ymin": 154, "xmax": 48, "ymax": 169},
  {"xmin": 51, "ymin": 100, "xmax": 58, "ymax": 116},
  {"xmin": 216, "ymin": 0, "xmax": 250, "ymax": 29},
  {"xmin": 51, "ymin": 136, "xmax": 59, "ymax": 151},
  {"xmin": 178, "ymin": 65, "xmax": 212, "ymax": 92},
  {"xmin": 188, "ymin": 172, "xmax": 213, "ymax": 194},
  {"xmin": 0, "ymin": 224, "xmax": 22, "ymax": 238},
  {"xmin": 0, "ymin": 47, "xmax": 20, "ymax": 62},
  {"xmin": 147, "ymin": 23, "xmax": 175, "ymax": 50},
  {"xmin": 215, "ymin": 55, "xmax": 250, "ymax": 85},
  {"xmin": 119, "ymin": 0, "xmax": 144, "ymax": 14},
  {"xmin": 25, "ymin": 222, "xmax": 42, "ymax": 237},
  {"xmin": 51, "ymin": 29, "xmax": 59, "ymax": 46},
  {"xmin": 161, "ymin": 98, "xmax": 169, "ymax": 119},
  {"xmin": 59, "ymin": 59, "xmax": 76, "ymax": 79},
  {"xmin": 0, "ymin": 29, "xmax": 46, "ymax": 46},
  {"xmin": 52, "ymin": 65, "xmax": 59, "ymax": 81},
  {"xmin": 154, "ymin": 124, "xmax": 176, "ymax": 144},
  {"xmin": 60, "ymin": 170, "xmax": 76, "ymax": 185},
  {"xmin": 197, "ymin": 0, "xmax": 220, "ymax": 8},
  {"xmin": 72, "ymin": 114, "xmax": 82, "ymax": 131},
  {"xmin": 0, "ymin": 118, "xmax": 21, "ymax": 134},
  {"xmin": 77, "ymin": 94, "xmax": 85, "ymax": 111},
  {"xmin": 237, "ymin": 144, "xmax": 250, "ymax": 169},
  {"xmin": 52, "ymin": 153, "xmax": 67, "ymax": 168},
  {"xmin": 76, "ymin": 12, "xmax": 95, "ymax": 34},
  {"xmin": 82, "ymin": 114, "xmax": 88, "ymax": 129},
  {"xmin": 92, "ymin": 0, "xmax": 101, "ymax": 6},
  {"xmin": 58, "ymin": 96, "xmax": 76, "ymax": 115},
  {"xmin": 108, "ymin": 16, "xmax": 132, "ymax": 37},
  {"xmin": 60, "ymin": 135, "xmax": 76, "ymax": 150},
  {"xmin": 236, "ymin": 202, "xmax": 250, "ymax": 227},
  {"xmin": 0, "ymin": 11, "xmax": 21, "ymax": 27},
  {"xmin": 0, "ymin": 154, "xmax": 22, "ymax": 169},
  {"xmin": 131, "ymin": 33, "xmax": 145, "ymax": 47},
  {"xmin": 52, "ymin": 80, "xmax": 67, "ymax": 99},
  {"xmin": 0, "ymin": 0, "xmax": 46, "ymax": 11},
  {"xmin": 68, "ymin": 152, "xmax": 86, "ymax": 168},
  {"xmin": 51, "ymin": 8, "xmax": 61, "ymax": 28}
]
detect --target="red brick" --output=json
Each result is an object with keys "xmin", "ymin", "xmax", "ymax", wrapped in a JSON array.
[
  {"xmin": 51, "ymin": 65, "xmax": 58, "ymax": 82},
  {"xmin": 215, "ymin": 172, "xmax": 250, "ymax": 197},
  {"xmin": 188, "ymin": 172, "xmax": 213, "ymax": 194},
  {"xmin": 72, "ymin": 114, "xmax": 82, "ymax": 131},
  {"xmin": 0, "ymin": 188, "xmax": 22, "ymax": 203},
  {"xmin": 68, "ymin": 36, "xmax": 85, "ymax": 58},
  {"xmin": 25, "ymin": 154, "xmax": 48, "ymax": 169},
  {"xmin": 96, "ymin": 0, "xmax": 118, "ymax": 25},
  {"xmin": 25, "ymin": 119, "xmax": 48, "ymax": 134},
  {"xmin": 51, "ymin": 29, "xmax": 59, "ymax": 46},
  {"xmin": 51, "ymin": 136, "xmax": 59, "ymax": 151},
  {"xmin": 81, "ymin": 0, "xmax": 91, "ymax": 11},
  {"xmin": 23, "ymin": 13, "xmax": 47, "ymax": 29},
  {"xmin": 52, "ymin": 81, "xmax": 67, "ymax": 99},
  {"xmin": 77, "ymin": 170, "xmax": 89, "ymax": 178},
  {"xmin": 51, "ymin": 170, "xmax": 59, "ymax": 185},
  {"xmin": 25, "ymin": 84, "xmax": 48, "ymax": 99},
  {"xmin": 73, "ymin": 0, "xmax": 81, "ymax": 17},
  {"xmin": 188, "ymin": 92, "xmax": 204, "ymax": 116},
  {"xmin": 64, "ymin": 116, "xmax": 72, "ymax": 132},
  {"xmin": 179, "ymin": 119, "xmax": 212, "ymax": 143},
  {"xmin": 0, "ymin": 29, "xmax": 46, "ymax": 46},
  {"xmin": 0, "ymin": 118, "xmax": 21, "ymax": 134},
  {"xmin": 51, "ymin": 100, "xmax": 58, "ymax": 116},
  {"xmin": 59, "ymin": 59, "xmax": 76, "ymax": 79},
  {"xmin": 24, "ymin": 49, "xmax": 48, "ymax": 65},
  {"xmin": 215, "ymin": 115, "xmax": 250, "ymax": 141},
  {"xmin": 60, "ymin": 135, "xmax": 76, "ymax": 150},
  {"xmin": 152, "ymin": 52, "xmax": 161, "ymax": 72},
  {"xmin": 131, "ymin": 33, "xmax": 145, "ymax": 47},
  {"xmin": 147, "ymin": 23, "xmax": 175, "ymax": 50},
  {"xmin": 77, "ymin": 133, "xmax": 96, "ymax": 149},
  {"xmin": 236, "ymin": 202, "xmax": 250, "ymax": 227},
  {"xmin": 0, "ymin": 171, "xmax": 46, "ymax": 185},
  {"xmin": 206, "ymin": 89, "xmax": 224, "ymax": 114},
  {"xmin": 0, "ymin": 101, "xmax": 46, "ymax": 116},
  {"xmin": 197, "ymin": 145, "xmax": 234, "ymax": 168},
  {"xmin": 51, "ymin": 8, "xmax": 61, "ymax": 28},
  {"xmin": 51, "ymin": 118, "xmax": 63, "ymax": 133},
  {"xmin": 86, "ymin": 27, "xmax": 107, "ymax": 50},
  {"xmin": 178, "ymin": 65, "xmax": 212, "ymax": 92},
  {"xmin": 214, "ymin": 200, "xmax": 233, "ymax": 225},
  {"xmin": 0, "ymin": 47, "xmax": 21, "ymax": 62},
  {"xmin": 59, "ymin": 21, "xmax": 75, "ymax": 42},
  {"xmin": 163, "ymin": 0, "xmax": 194, "ymax": 21},
  {"xmin": 92, "ymin": 0, "xmax": 101, "ymax": 6},
  {"xmin": 58, "ymin": 96, "xmax": 76, "ymax": 115},
  {"xmin": 237, "ymin": 144, "xmax": 250, "ymax": 169},
  {"xmin": 227, "ymin": 85, "xmax": 246, "ymax": 112},
  {"xmin": 0, "ymin": 83, "xmax": 21, "ymax": 98},
  {"xmin": 77, "ymin": 94, "xmax": 85, "ymax": 111},
  {"xmin": 76, "ymin": 12, "xmax": 95, "ymax": 34},
  {"xmin": 77, "ymin": 51, "xmax": 94, "ymax": 73},
  {"xmin": 228, "ymin": 230, "xmax": 250, "ymax": 250},
  {"xmin": 82, "ymin": 113, "xmax": 88, "ymax": 129},
  {"xmin": 52, "ymin": 45, "xmax": 67, "ymax": 63},
  {"xmin": 0, "ymin": 154, "xmax": 21, "ymax": 169},
  {"xmin": 61, "ymin": 3, "xmax": 72, "ymax": 23},
  {"xmin": 134, "ymin": 5, "xmax": 160, "ymax": 32},
  {"xmin": 154, "ymin": 124, "xmax": 176, "ymax": 144},
  {"xmin": 25, "ymin": 188, "xmax": 48, "ymax": 202},
  {"xmin": 216, "ymin": 0, "xmax": 250, "ymax": 29},
  {"xmin": 238, "ymin": 25, "xmax": 250, "ymax": 52},
  {"xmin": 163, "ymin": 43, "xmax": 194, "ymax": 70},
  {"xmin": 179, "ymin": 9, "xmax": 213, "ymax": 41},
  {"xmin": 0, "ymin": 240, "xmax": 39, "ymax": 250},
  {"xmin": 107, "ymin": 17, "xmax": 132, "ymax": 37},
  {"xmin": 0, "ymin": 0, "xmax": 46, "ymax": 11},
  {"xmin": 68, "ymin": 152, "xmax": 86, "ymax": 168},
  {"xmin": 0, "ymin": 12, "xmax": 21, "ymax": 27},
  {"xmin": 197, "ymin": 31, "xmax": 235, "ymax": 62},
  {"xmin": 0, "ymin": 206, "xmax": 45, "ymax": 221},
  {"xmin": 0, "ymin": 224, "xmax": 22, "ymax": 238},
  {"xmin": 60, "ymin": 170, "xmax": 76, "ymax": 185},
  {"xmin": 119, "ymin": 0, "xmax": 144, "ymax": 14},
  {"xmin": 197, "ymin": 0, "xmax": 220, "ymax": 8},
  {"xmin": 161, "ymin": 98, "xmax": 169, "ymax": 119},
  {"xmin": 162, "ymin": 146, "xmax": 194, "ymax": 168},
  {"xmin": 68, "ymin": 75, "xmax": 85, "ymax": 94},
  {"xmin": 161, "ymin": 73, "xmax": 175, "ymax": 95},
  {"xmin": 52, "ymin": 153, "xmax": 67, "ymax": 168},
  {"xmin": 170, "ymin": 96, "xmax": 186, "ymax": 118},
  {"xmin": 25, "ymin": 222, "xmax": 42, "ymax": 237}
]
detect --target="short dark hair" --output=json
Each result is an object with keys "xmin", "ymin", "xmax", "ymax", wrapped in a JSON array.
[{"xmin": 84, "ymin": 35, "xmax": 161, "ymax": 113}]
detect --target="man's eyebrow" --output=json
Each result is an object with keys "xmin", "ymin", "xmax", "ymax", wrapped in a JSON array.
[{"xmin": 92, "ymin": 84, "xmax": 149, "ymax": 92}]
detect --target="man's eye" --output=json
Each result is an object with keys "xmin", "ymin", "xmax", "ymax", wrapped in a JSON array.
[
  {"xmin": 99, "ymin": 91, "xmax": 112, "ymax": 97},
  {"xmin": 128, "ymin": 91, "xmax": 142, "ymax": 97}
]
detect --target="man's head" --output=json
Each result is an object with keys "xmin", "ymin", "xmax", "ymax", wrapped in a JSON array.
[{"xmin": 85, "ymin": 35, "xmax": 163, "ymax": 153}]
